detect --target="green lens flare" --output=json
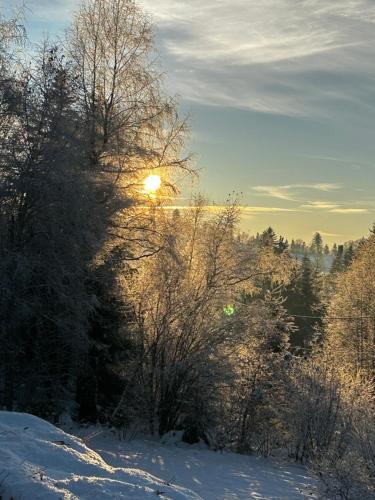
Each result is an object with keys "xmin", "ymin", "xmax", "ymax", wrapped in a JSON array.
[{"xmin": 223, "ymin": 305, "xmax": 235, "ymax": 316}]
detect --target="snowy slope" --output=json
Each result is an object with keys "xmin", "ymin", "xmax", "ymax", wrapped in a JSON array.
[
  {"xmin": 0, "ymin": 412, "xmax": 317, "ymax": 499},
  {"xmin": 0, "ymin": 412, "xmax": 200, "ymax": 499},
  {"xmin": 86, "ymin": 430, "xmax": 317, "ymax": 499}
]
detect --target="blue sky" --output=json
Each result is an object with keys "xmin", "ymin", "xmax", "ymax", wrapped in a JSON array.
[{"xmin": 16, "ymin": 0, "xmax": 375, "ymax": 243}]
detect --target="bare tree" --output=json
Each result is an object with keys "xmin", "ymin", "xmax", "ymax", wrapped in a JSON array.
[
  {"xmin": 112, "ymin": 200, "xmax": 295, "ymax": 436},
  {"xmin": 68, "ymin": 0, "xmax": 190, "ymax": 184}
]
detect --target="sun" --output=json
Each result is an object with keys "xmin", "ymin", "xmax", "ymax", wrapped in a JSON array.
[{"xmin": 144, "ymin": 174, "xmax": 161, "ymax": 193}]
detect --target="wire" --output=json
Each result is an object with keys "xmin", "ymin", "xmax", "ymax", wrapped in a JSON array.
[{"xmin": 292, "ymin": 314, "xmax": 374, "ymax": 321}]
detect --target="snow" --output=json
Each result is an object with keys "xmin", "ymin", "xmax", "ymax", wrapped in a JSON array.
[
  {"xmin": 0, "ymin": 412, "xmax": 199, "ymax": 499},
  {"xmin": 0, "ymin": 412, "xmax": 317, "ymax": 499},
  {"xmin": 76, "ymin": 429, "xmax": 317, "ymax": 499}
]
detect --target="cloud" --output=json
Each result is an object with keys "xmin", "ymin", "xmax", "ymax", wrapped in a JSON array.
[
  {"xmin": 242, "ymin": 206, "xmax": 296, "ymax": 214},
  {"xmin": 302, "ymin": 201, "xmax": 372, "ymax": 213},
  {"xmin": 298, "ymin": 154, "xmax": 366, "ymax": 166},
  {"xmin": 310, "ymin": 183, "xmax": 342, "ymax": 192},
  {"xmin": 253, "ymin": 183, "xmax": 341, "ymax": 201},
  {"xmin": 303, "ymin": 201, "xmax": 340, "ymax": 209},
  {"xmin": 163, "ymin": 205, "xmax": 298, "ymax": 214},
  {"xmin": 25, "ymin": 0, "xmax": 77, "ymax": 22},
  {"xmin": 252, "ymin": 186, "xmax": 298, "ymax": 201},
  {"xmin": 24, "ymin": 1, "xmax": 375, "ymax": 117},
  {"xmin": 329, "ymin": 207, "xmax": 370, "ymax": 213},
  {"xmin": 314, "ymin": 230, "xmax": 342, "ymax": 237},
  {"xmin": 139, "ymin": 0, "xmax": 375, "ymax": 117}
]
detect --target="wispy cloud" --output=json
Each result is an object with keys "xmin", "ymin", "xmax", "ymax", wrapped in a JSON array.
[
  {"xmin": 163, "ymin": 205, "xmax": 298, "ymax": 214},
  {"xmin": 302, "ymin": 201, "xmax": 372, "ymax": 213},
  {"xmin": 329, "ymin": 207, "xmax": 370, "ymax": 214},
  {"xmin": 25, "ymin": 0, "xmax": 77, "ymax": 23},
  {"xmin": 314, "ymin": 230, "xmax": 343, "ymax": 237},
  {"xmin": 140, "ymin": 0, "xmax": 375, "ymax": 117},
  {"xmin": 298, "ymin": 154, "xmax": 366, "ymax": 166},
  {"xmin": 253, "ymin": 183, "xmax": 341, "ymax": 201},
  {"xmin": 242, "ymin": 206, "xmax": 297, "ymax": 214},
  {"xmin": 23, "ymin": 1, "xmax": 375, "ymax": 118},
  {"xmin": 252, "ymin": 186, "xmax": 298, "ymax": 201},
  {"xmin": 303, "ymin": 201, "xmax": 340, "ymax": 209}
]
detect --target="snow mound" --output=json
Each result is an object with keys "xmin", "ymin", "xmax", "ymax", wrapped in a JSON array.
[{"xmin": 0, "ymin": 412, "xmax": 201, "ymax": 499}]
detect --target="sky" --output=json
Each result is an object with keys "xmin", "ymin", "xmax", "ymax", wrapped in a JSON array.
[{"xmin": 12, "ymin": 0, "xmax": 375, "ymax": 244}]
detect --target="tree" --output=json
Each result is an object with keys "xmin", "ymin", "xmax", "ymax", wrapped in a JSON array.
[
  {"xmin": 311, "ymin": 232, "xmax": 324, "ymax": 270},
  {"xmin": 259, "ymin": 227, "xmax": 277, "ymax": 249},
  {"xmin": 67, "ymin": 0, "xmax": 191, "ymax": 421},
  {"xmin": 0, "ymin": 43, "xmax": 98, "ymax": 416},
  {"xmin": 281, "ymin": 357, "xmax": 343, "ymax": 463},
  {"xmin": 113, "ymin": 202, "xmax": 243, "ymax": 435},
  {"xmin": 0, "ymin": 0, "xmax": 191, "ymax": 419},
  {"xmin": 326, "ymin": 233, "xmax": 375, "ymax": 380},
  {"xmin": 311, "ymin": 232, "xmax": 323, "ymax": 253},
  {"xmin": 344, "ymin": 244, "xmax": 354, "ymax": 268},
  {"xmin": 68, "ymin": 0, "xmax": 189, "ymax": 179},
  {"xmin": 285, "ymin": 253, "xmax": 322, "ymax": 348},
  {"xmin": 330, "ymin": 245, "xmax": 344, "ymax": 274},
  {"xmin": 276, "ymin": 236, "xmax": 289, "ymax": 254},
  {"xmin": 112, "ymin": 201, "xmax": 295, "ymax": 436},
  {"xmin": 227, "ymin": 295, "xmax": 294, "ymax": 455}
]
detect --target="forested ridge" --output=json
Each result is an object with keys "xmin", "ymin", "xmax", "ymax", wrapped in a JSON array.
[{"xmin": 0, "ymin": 2, "xmax": 374, "ymax": 498}]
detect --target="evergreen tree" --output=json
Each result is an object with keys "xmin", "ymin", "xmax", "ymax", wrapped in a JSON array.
[
  {"xmin": 285, "ymin": 253, "xmax": 321, "ymax": 348},
  {"xmin": 300, "ymin": 254, "xmax": 319, "ymax": 310},
  {"xmin": 311, "ymin": 232, "xmax": 324, "ymax": 270},
  {"xmin": 276, "ymin": 236, "xmax": 288, "ymax": 254},
  {"xmin": 330, "ymin": 245, "xmax": 344, "ymax": 274},
  {"xmin": 343, "ymin": 244, "xmax": 354, "ymax": 268},
  {"xmin": 311, "ymin": 232, "xmax": 323, "ymax": 254},
  {"xmin": 260, "ymin": 227, "xmax": 277, "ymax": 249}
]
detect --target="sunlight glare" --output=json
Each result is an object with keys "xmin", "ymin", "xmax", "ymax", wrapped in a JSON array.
[{"xmin": 144, "ymin": 174, "xmax": 161, "ymax": 193}]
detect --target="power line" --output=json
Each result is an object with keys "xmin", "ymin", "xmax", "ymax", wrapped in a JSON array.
[{"xmin": 292, "ymin": 314, "xmax": 374, "ymax": 321}]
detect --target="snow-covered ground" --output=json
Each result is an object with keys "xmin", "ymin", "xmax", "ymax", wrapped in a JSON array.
[
  {"xmin": 0, "ymin": 412, "xmax": 198, "ymax": 499},
  {"xmin": 0, "ymin": 412, "xmax": 317, "ymax": 499},
  {"xmin": 87, "ymin": 431, "xmax": 317, "ymax": 500}
]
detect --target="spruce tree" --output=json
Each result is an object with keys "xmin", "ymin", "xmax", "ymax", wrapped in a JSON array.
[
  {"xmin": 343, "ymin": 244, "xmax": 354, "ymax": 268},
  {"xmin": 311, "ymin": 232, "xmax": 324, "ymax": 271},
  {"xmin": 260, "ymin": 227, "xmax": 277, "ymax": 249},
  {"xmin": 285, "ymin": 253, "xmax": 321, "ymax": 349},
  {"xmin": 330, "ymin": 245, "xmax": 344, "ymax": 274}
]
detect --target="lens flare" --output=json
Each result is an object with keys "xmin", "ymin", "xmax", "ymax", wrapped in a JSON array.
[
  {"xmin": 144, "ymin": 174, "xmax": 161, "ymax": 193},
  {"xmin": 223, "ymin": 305, "xmax": 235, "ymax": 316}
]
